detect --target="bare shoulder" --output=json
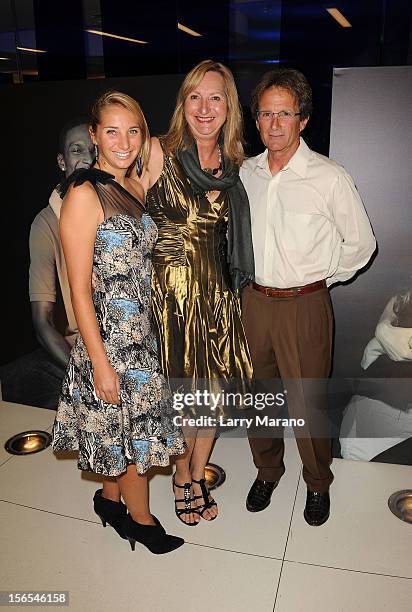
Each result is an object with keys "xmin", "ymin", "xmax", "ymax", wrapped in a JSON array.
[
  {"xmin": 147, "ymin": 136, "xmax": 164, "ymax": 188},
  {"xmin": 61, "ymin": 182, "xmax": 102, "ymax": 225}
]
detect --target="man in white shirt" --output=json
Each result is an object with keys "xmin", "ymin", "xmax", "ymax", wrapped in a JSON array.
[{"xmin": 240, "ymin": 69, "xmax": 376, "ymax": 525}]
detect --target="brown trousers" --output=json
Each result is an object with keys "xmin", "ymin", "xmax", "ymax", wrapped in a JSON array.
[{"xmin": 242, "ymin": 284, "xmax": 334, "ymax": 493}]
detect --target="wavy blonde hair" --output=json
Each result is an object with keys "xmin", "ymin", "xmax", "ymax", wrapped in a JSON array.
[
  {"xmin": 164, "ymin": 60, "xmax": 244, "ymax": 166},
  {"xmin": 89, "ymin": 90, "xmax": 150, "ymax": 171}
]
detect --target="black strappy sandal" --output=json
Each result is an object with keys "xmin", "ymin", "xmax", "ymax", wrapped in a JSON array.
[
  {"xmin": 192, "ymin": 477, "xmax": 218, "ymax": 521},
  {"xmin": 172, "ymin": 474, "xmax": 200, "ymax": 527}
]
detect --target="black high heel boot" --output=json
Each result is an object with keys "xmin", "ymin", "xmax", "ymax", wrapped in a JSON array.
[
  {"xmin": 93, "ymin": 489, "xmax": 127, "ymax": 539},
  {"xmin": 122, "ymin": 513, "xmax": 184, "ymax": 554}
]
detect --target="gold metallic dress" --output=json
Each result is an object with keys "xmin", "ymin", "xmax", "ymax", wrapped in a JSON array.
[{"xmin": 146, "ymin": 149, "xmax": 252, "ymax": 387}]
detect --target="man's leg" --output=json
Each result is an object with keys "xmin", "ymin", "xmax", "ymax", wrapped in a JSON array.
[
  {"xmin": 242, "ymin": 286, "xmax": 285, "ymax": 507},
  {"xmin": 274, "ymin": 289, "xmax": 334, "ymax": 494}
]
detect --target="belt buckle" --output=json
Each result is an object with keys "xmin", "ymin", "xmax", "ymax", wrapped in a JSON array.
[{"xmin": 265, "ymin": 287, "xmax": 271, "ymax": 297}]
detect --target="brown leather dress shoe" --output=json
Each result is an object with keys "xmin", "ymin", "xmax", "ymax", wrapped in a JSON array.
[
  {"xmin": 246, "ymin": 478, "xmax": 279, "ymax": 512},
  {"xmin": 303, "ymin": 490, "xmax": 330, "ymax": 526}
]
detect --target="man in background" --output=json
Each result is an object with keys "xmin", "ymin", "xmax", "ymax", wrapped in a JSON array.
[{"xmin": 0, "ymin": 119, "xmax": 94, "ymax": 408}]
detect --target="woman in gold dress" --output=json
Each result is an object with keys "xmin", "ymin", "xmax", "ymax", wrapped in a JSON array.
[{"xmin": 143, "ymin": 60, "xmax": 254, "ymax": 525}]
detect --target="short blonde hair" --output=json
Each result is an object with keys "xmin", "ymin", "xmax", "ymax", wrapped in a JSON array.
[
  {"xmin": 164, "ymin": 60, "xmax": 244, "ymax": 166},
  {"xmin": 90, "ymin": 90, "xmax": 150, "ymax": 169}
]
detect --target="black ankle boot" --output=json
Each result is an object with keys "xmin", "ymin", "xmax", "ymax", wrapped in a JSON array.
[
  {"xmin": 122, "ymin": 513, "xmax": 184, "ymax": 554},
  {"xmin": 93, "ymin": 489, "xmax": 127, "ymax": 539}
]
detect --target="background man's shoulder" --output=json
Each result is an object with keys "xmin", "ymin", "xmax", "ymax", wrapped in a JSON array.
[
  {"xmin": 30, "ymin": 204, "xmax": 59, "ymax": 248},
  {"xmin": 31, "ymin": 202, "xmax": 59, "ymax": 234}
]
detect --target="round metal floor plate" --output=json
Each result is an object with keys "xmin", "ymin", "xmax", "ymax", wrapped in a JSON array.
[
  {"xmin": 388, "ymin": 490, "xmax": 412, "ymax": 524},
  {"xmin": 5, "ymin": 430, "xmax": 52, "ymax": 455},
  {"xmin": 204, "ymin": 463, "xmax": 226, "ymax": 490}
]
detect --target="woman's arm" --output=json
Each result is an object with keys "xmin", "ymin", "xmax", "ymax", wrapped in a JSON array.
[
  {"xmin": 130, "ymin": 137, "xmax": 163, "ymax": 193},
  {"xmin": 60, "ymin": 183, "xmax": 120, "ymax": 404},
  {"xmin": 147, "ymin": 136, "xmax": 164, "ymax": 188}
]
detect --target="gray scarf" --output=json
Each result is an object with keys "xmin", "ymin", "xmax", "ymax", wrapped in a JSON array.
[{"xmin": 176, "ymin": 142, "xmax": 255, "ymax": 293}]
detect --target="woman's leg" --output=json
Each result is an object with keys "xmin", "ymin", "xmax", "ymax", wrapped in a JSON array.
[
  {"xmin": 173, "ymin": 433, "xmax": 200, "ymax": 524},
  {"xmin": 117, "ymin": 465, "xmax": 155, "ymax": 526},
  {"xmin": 93, "ymin": 477, "xmax": 126, "ymax": 539},
  {"xmin": 190, "ymin": 430, "xmax": 218, "ymax": 520},
  {"xmin": 102, "ymin": 476, "xmax": 121, "ymax": 501},
  {"xmin": 116, "ymin": 466, "xmax": 184, "ymax": 554}
]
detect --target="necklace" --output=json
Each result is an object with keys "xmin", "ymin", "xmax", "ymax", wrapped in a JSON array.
[{"xmin": 202, "ymin": 145, "xmax": 222, "ymax": 176}]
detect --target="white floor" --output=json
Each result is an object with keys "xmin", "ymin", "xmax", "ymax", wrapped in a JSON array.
[{"xmin": 0, "ymin": 400, "xmax": 411, "ymax": 612}]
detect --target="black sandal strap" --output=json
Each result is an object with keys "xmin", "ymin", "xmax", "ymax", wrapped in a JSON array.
[
  {"xmin": 192, "ymin": 478, "xmax": 217, "ymax": 513},
  {"xmin": 173, "ymin": 476, "xmax": 200, "ymax": 521}
]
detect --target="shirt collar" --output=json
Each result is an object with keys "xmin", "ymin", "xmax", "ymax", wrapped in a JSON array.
[
  {"xmin": 254, "ymin": 137, "xmax": 310, "ymax": 178},
  {"xmin": 49, "ymin": 187, "xmax": 63, "ymax": 219},
  {"xmin": 254, "ymin": 148, "xmax": 269, "ymax": 172}
]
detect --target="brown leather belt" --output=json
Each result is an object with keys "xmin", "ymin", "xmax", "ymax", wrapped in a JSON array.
[{"xmin": 252, "ymin": 279, "xmax": 326, "ymax": 298}]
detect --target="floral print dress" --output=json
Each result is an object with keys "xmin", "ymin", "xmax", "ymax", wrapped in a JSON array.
[{"xmin": 52, "ymin": 168, "xmax": 185, "ymax": 476}]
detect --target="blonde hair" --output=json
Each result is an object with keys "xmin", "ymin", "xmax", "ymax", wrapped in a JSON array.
[
  {"xmin": 164, "ymin": 60, "xmax": 244, "ymax": 166},
  {"xmin": 90, "ymin": 90, "xmax": 150, "ymax": 169}
]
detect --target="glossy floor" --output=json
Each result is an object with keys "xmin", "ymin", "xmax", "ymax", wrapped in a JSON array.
[{"xmin": 0, "ymin": 401, "xmax": 411, "ymax": 611}]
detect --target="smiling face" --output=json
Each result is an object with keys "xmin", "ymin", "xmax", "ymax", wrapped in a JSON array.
[
  {"xmin": 90, "ymin": 104, "xmax": 142, "ymax": 174},
  {"xmin": 57, "ymin": 124, "xmax": 94, "ymax": 177},
  {"xmin": 256, "ymin": 86, "xmax": 308, "ymax": 159},
  {"xmin": 184, "ymin": 70, "xmax": 228, "ymax": 142}
]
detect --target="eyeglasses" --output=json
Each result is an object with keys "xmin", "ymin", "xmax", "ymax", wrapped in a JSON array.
[{"xmin": 256, "ymin": 110, "xmax": 301, "ymax": 122}]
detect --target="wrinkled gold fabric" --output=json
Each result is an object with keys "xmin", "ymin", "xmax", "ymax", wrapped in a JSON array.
[{"xmin": 146, "ymin": 149, "xmax": 253, "ymax": 390}]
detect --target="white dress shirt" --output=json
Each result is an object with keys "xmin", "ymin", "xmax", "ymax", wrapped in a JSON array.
[{"xmin": 240, "ymin": 138, "xmax": 376, "ymax": 288}]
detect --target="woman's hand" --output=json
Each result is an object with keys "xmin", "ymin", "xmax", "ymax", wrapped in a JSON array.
[{"xmin": 93, "ymin": 360, "xmax": 121, "ymax": 405}]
